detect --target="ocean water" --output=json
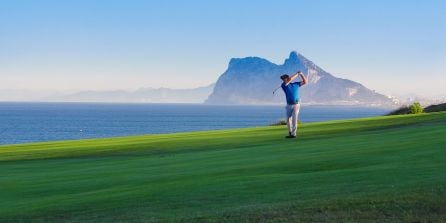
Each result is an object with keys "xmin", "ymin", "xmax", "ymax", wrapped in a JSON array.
[{"xmin": 0, "ymin": 102, "xmax": 391, "ymax": 145}]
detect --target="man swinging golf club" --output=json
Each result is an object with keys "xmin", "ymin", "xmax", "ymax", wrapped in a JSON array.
[{"xmin": 280, "ymin": 70, "xmax": 307, "ymax": 138}]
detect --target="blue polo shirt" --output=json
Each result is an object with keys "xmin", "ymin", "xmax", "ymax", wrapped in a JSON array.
[{"xmin": 281, "ymin": 82, "xmax": 302, "ymax": 105}]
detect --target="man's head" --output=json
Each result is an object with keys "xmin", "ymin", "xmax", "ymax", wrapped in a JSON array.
[{"xmin": 280, "ymin": 74, "xmax": 290, "ymax": 82}]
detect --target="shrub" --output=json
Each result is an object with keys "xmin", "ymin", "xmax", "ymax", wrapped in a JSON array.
[
  {"xmin": 387, "ymin": 102, "xmax": 424, "ymax": 115},
  {"xmin": 271, "ymin": 120, "xmax": 287, "ymax": 126},
  {"xmin": 271, "ymin": 119, "xmax": 303, "ymax": 126},
  {"xmin": 408, "ymin": 102, "xmax": 424, "ymax": 114}
]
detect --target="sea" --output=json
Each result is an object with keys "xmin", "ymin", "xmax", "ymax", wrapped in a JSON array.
[{"xmin": 0, "ymin": 102, "xmax": 391, "ymax": 145}]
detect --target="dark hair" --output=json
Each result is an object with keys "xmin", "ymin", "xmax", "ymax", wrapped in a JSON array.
[{"xmin": 280, "ymin": 74, "xmax": 289, "ymax": 80}]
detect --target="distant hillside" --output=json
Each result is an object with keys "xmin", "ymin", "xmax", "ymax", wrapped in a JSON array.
[
  {"xmin": 45, "ymin": 84, "xmax": 215, "ymax": 103},
  {"xmin": 206, "ymin": 51, "xmax": 394, "ymax": 106},
  {"xmin": 425, "ymin": 103, "xmax": 446, "ymax": 113}
]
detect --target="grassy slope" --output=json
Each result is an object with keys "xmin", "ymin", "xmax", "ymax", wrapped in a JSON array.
[{"xmin": 0, "ymin": 112, "xmax": 445, "ymax": 222}]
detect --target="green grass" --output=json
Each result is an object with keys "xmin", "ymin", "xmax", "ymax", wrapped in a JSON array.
[{"xmin": 1, "ymin": 112, "xmax": 445, "ymax": 222}]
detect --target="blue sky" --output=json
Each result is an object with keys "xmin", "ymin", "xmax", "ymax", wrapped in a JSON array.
[{"xmin": 1, "ymin": 0, "xmax": 445, "ymax": 96}]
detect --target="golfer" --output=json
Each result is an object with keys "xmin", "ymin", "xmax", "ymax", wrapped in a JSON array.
[{"xmin": 280, "ymin": 70, "xmax": 307, "ymax": 138}]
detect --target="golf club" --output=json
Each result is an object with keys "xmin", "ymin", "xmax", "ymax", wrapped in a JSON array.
[{"xmin": 272, "ymin": 86, "xmax": 281, "ymax": 95}]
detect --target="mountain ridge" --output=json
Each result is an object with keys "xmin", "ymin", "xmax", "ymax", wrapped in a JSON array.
[
  {"xmin": 51, "ymin": 84, "xmax": 215, "ymax": 103},
  {"xmin": 2, "ymin": 84, "xmax": 215, "ymax": 103}
]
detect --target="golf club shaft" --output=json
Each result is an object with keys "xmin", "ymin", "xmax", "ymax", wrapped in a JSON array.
[{"xmin": 273, "ymin": 86, "xmax": 281, "ymax": 95}]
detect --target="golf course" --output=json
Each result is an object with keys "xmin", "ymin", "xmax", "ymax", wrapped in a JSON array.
[{"xmin": 1, "ymin": 112, "xmax": 445, "ymax": 222}]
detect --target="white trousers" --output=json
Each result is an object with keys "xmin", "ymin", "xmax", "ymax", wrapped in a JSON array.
[{"xmin": 285, "ymin": 104, "xmax": 300, "ymax": 136}]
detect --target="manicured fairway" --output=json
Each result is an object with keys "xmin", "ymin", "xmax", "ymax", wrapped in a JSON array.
[{"xmin": 1, "ymin": 112, "xmax": 445, "ymax": 222}]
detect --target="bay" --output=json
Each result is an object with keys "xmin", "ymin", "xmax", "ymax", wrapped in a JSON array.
[{"xmin": 0, "ymin": 102, "xmax": 391, "ymax": 145}]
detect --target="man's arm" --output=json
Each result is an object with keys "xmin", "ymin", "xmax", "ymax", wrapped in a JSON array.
[
  {"xmin": 284, "ymin": 71, "xmax": 301, "ymax": 85},
  {"xmin": 300, "ymin": 71, "xmax": 308, "ymax": 86},
  {"xmin": 285, "ymin": 71, "xmax": 306, "ymax": 85}
]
